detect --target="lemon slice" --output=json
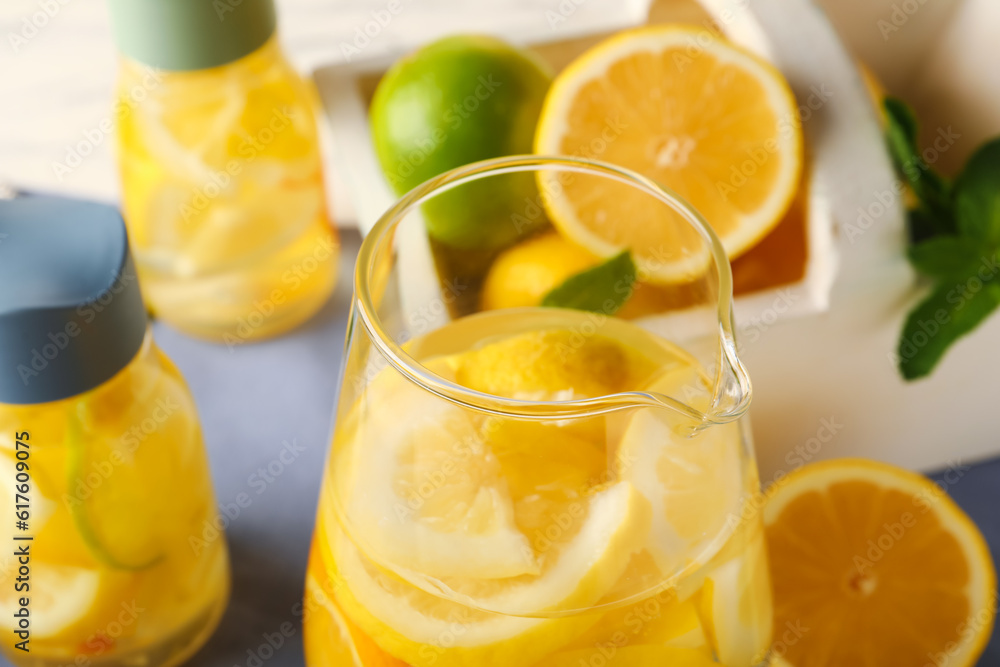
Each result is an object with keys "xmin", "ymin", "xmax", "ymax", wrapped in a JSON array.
[
  {"xmin": 337, "ymin": 368, "xmax": 537, "ymax": 579},
  {"xmin": 303, "ymin": 565, "xmax": 406, "ymax": 667},
  {"xmin": 535, "ymin": 25, "xmax": 803, "ymax": 283},
  {"xmin": 338, "ymin": 327, "xmax": 661, "ymax": 581},
  {"xmin": 0, "ymin": 564, "xmax": 101, "ymax": 640},
  {"xmin": 453, "ymin": 328, "xmax": 657, "ymax": 401},
  {"xmin": 562, "ymin": 567, "xmax": 712, "ymax": 654},
  {"xmin": 326, "ymin": 482, "xmax": 650, "ymax": 666},
  {"xmin": 698, "ymin": 530, "xmax": 773, "ymax": 667},
  {"xmin": 616, "ymin": 364, "xmax": 744, "ymax": 575},
  {"xmin": 0, "ymin": 449, "xmax": 57, "ymax": 541},
  {"xmin": 451, "ymin": 323, "xmax": 663, "ymax": 401},
  {"xmin": 764, "ymin": 458, "xmax": 997, "ymax": 667}
]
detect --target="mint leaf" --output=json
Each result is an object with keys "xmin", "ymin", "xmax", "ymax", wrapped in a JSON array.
[
  {"xmin": 898, "ymin": 274, "xmax": 1000, "ymax": 380},
  {"xmin": 884, "ymin": 97, "xmax": 953, "ymax": 235},
  {"xmin": 884, "ymin": 97, "xmax": 919, "ymax": 164},
  {"xmin": 542, "ymin": 250, "xmax": 636, "ymax": 314},
  {"xmin": 891, "ymin": 100, "xmax": 1000, "ymax": 380},
  {"xmin": 954, "ymin": 138, "xmax": 1000, "ymax": 246},
  {"xmin": 907, "ymin": 237, "xmax": 987, "ymax": 279}
]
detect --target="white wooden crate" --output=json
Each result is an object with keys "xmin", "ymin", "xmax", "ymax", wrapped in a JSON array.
[{"xmin": 312, "ymin": 0, "xmax": 1000, "ymax": 477}]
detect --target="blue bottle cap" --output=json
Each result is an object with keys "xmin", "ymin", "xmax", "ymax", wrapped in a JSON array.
[{"xmin": 0, "ymin": 194, "xmax": 148, "ymax": 405}]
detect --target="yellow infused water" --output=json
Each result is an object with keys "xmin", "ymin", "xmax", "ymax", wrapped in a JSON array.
[
  {"xmin": 304, "ymin": 308, "xmax": 772, "ymax": 666},
  {"xmin": 115, "ymin": 37, "xmax": 338, "ymax": 342},
  {"xmin": 0, "ymin": 334, "xmax": 229, "ymax": 667}
]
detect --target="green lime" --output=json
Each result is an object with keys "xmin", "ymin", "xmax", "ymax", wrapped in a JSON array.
[{"xmin": 371, "ymin": 35, "xmax": 552, "ymax": 250}]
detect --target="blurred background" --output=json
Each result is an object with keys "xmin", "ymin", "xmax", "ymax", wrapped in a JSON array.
[{"xmin": 2, "ymin": 0, "xmax": 997, "ymax": 209}]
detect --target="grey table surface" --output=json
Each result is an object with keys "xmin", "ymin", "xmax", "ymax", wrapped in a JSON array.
[
  {"xmin": 159, "ymin": 230, "xmax": 364, "ymax": 667},
  {"xmin": 6, "ymin": 228, "xmax": 999, "ymax": 667}
]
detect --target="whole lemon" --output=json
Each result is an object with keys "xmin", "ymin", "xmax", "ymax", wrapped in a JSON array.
[
  {"xmin": 481, "ymin": 231, "xmax": 676, "ymax": 320},
  {"xmin": 481, "ymin": 232, "xmax": 597, "ymax": 310},
  {"xmin": 371, "ymin": 35, "xmax": 552, "ymax": 250}
]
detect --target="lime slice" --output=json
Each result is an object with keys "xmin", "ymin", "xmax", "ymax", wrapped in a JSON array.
[{"xmin": 66, "ymin": 406, "xmax": 165, "ymax": 571}]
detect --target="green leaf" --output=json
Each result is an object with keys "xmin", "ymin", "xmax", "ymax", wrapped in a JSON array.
[
  {"xmin": 884, "ymin": 97, "xmax": 919, "ymax": 165},
  {"xmin": 897, "ymin": 274, "xmax": 1000, "ymax": 380},
  {"xmin": 542, "ymin": 250, "xmax": 636, "ymax": 314},
  {"xmin": 954, "ymin": 137, "xmax": 1000, "ymax": 246},
  {"xmin": 907, "ymin": 236, "xmax": 988, "ymax": 279},
  {"xmin": 883, "ymin": 97, "xmax": 954, "ymax": 234}
]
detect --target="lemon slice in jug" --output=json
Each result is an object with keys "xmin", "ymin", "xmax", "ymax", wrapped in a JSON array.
[
  {"xmin": 325, "ymin": 481, "xmax": 649, "ymax": 667},
  {"xmin": 616, "ymin": 363, "xmax": 744, "ymax": 573},
  {"xmin": 337, "ymin": 379, "xmax": 538, "ymax": 579}
]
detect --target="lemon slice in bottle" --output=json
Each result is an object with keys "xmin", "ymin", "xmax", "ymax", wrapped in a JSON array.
[
  {"xmin": 0, "ymin": 457, "xmax": 112, "ymax": 641},
  {"xmin": 0, "ymin": 564, "xmax": 105, "ymax": 640}
]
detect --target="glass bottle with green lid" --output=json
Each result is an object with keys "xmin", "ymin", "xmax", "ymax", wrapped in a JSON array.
[
  {"xmin": 109, "ymin": 0, "xmax": 339, "ymax": 342},
  {"xmin": 0, "ymin": 195, "xmax": 229, "ymax": 666}
]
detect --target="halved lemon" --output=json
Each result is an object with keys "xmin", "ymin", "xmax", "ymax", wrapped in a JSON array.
[
  {"xmin": 764, "ymin": 458, "xmax": 997, "ymax": 667},
  {"xmin": 535, "ymin": 25, "xmax": 803, "ymax": 283}
]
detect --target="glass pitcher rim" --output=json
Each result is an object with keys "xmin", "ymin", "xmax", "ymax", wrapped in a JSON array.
[{"xmin": 354, "ymin": 155, "xmax": 751, "ymax": 424}]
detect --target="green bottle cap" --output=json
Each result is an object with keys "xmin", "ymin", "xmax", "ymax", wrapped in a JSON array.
[{"xmin": 107, "ymin": 0, "xmax": 276, "ymax": 71}]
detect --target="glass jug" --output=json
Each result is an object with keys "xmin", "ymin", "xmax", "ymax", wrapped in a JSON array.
[{"xmin": 303, "ymin": 157, "xmax": 771, "ymax": 666}]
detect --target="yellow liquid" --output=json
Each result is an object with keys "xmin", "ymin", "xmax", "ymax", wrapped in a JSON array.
[
  {"xmin": 115, "ymin": 37, "xmax": 338, "ymax": 342},
  {"xmin": 304, "ymin": 308, "xmax": 772, "ymax": 666},
  {"xmin": 0, "ymin": 334, "xmax": 229, "ymax": 666}
]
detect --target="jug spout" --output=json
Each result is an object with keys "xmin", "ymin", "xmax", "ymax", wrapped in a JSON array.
[{"xmin": 708, "ymin": 333, "xmax": 752, "ymax": 424}]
